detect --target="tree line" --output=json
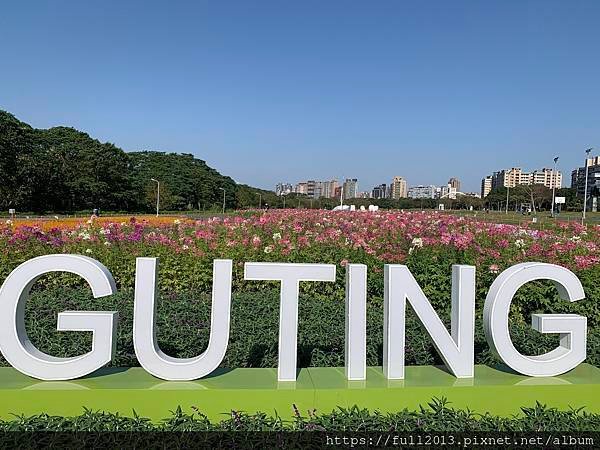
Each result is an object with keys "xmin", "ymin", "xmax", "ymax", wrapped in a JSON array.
[
  {"xmin": 0, "ymin": 110, "xmax": 581, "ymax": 214},
  {"xmin": 0, "ymin": 110, "xmax": 280, "ymax": 213},
  {"xmin": 481, "ymin": 185, "xmax": 579, "ymax": 213}
]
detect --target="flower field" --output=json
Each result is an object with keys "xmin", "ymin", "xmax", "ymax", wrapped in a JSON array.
[
  {"xmin": 2, "ymin": 209, "xmax": 599, "ymax": 274},
  {"xmin": 1, "ymin": 209, "xmax": 599, "ymax": 369},
  {"xmin": 1, "ymin": 210, "xmax": 599, "ymax": 313}
]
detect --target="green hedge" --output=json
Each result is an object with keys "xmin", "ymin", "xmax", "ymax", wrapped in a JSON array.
[
  {"xmin": 2, "ymin": 398, "xmax": 600, "ymax": 431},
  {"xmin": 2, "ymin": 287, "xmax": 598, "ymax": 369}
]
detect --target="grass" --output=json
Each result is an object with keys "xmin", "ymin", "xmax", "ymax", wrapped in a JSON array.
[
  {"xmin": 1, "ymin": 398, "xmax": 599, "ymax": 431},
  {"xmin": 444, "ymin": 210, "xmax": 600, "ymax": 227}
]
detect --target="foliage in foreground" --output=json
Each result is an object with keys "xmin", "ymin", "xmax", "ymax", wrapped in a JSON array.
[{"xmin": 1, "ymin": 399, "xmax": 599, "ymax": 431}]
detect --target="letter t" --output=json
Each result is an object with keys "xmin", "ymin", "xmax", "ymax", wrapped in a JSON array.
[{"xmin": 244, "ymin": 263, "xmax": 336, "ymax": 381}]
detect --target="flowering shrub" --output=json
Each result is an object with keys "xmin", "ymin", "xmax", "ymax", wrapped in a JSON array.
[{"xmin": 1, "ymin": 210, "xmax": 598, "ymax": 325}]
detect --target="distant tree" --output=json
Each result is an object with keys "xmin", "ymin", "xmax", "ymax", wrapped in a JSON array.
[
  {"xmin": 0, "ymin": 110, "xmax": 272, "ymax": 213},
  {"xmin": 0, "ymin": 111, "xmax": 35, "ymax": 209},
  {"xmin": 128, "ymin": 152, "xmax": 238, "ymax": 212}
]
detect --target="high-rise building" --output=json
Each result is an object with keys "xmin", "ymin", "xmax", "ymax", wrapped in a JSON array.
[
  {"xmin": 275, "ymin": 183, "xmax": 293, "ymax": 196},
  {"xmin": 343, "ymin": 178, "xmax": 358, "ymax": 199},
  {"xmin": 390, "ymin": 176, "xmax": 408, "ymax": 199},
  {"xmin": 486, "ymin": 167, "xmax": 562, "ymax": 191},
  {"xmin": 571, "ymin": 155, "xmax": 600, "ymax": 211},
  {"xmin": 439, "ymin": 184, "xmax": 457, "ymax": 200},
  {"xmin": 530, "ymin": 168, "xmax": 562, "ymax": 189},
  {"xmin": 448, "ymin": 177, "xmax": 461, "ymax": 192},
  {"xmin": 305, "ymin": 180, "xmax": 322, "ymax": 199},
  {"xmin": 294, "ymin": 182, "xmax": 308, "ymax": 195},
  {"xmin": 481, "ymin": 176, "xmax": 492, "ymax": 198},
  {"xmin": 408, "ymin": 185, "xmax": 437, "ymax": 199},
  {"xmin": 321, "ymin": 179, "xmax": 339, "ymax": 199},
  {"xmin": 293, "ymin": 179, "xmax": 339, "ymax": 199},
  {"xmin": 491, "ymin": 168, "xmax": 529, "ymax": 189},
  {"xmin": 334, "ymin": 186, "xmax": 342, "ymax": 200},
  {"xmin": 371, "ymin": 184, "xmax": 388, "ymax": 199}
]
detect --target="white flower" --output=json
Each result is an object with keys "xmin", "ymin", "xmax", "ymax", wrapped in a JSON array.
[
  {"xmin": 104, "ymin": 241, "xmax": 111, "ymax": 246},
  {"xmin": 514, "ymin": 239, "xmax": 525, "ymax": 248},
  {"xmin": 99, "ymin": 228, "xmax": 110, "ymax": 235},
  {"xmin": 182, "ymin": 244, "xmax": 189, "ymax": 250},
  {"xmin": 570, "ymin": 236, "xmax": 581, "ymax": 242},
  {"xmin": 87, "ymin": 219, "xmax": 93, "ymax": 224},
  {"xmin": 79, "ymin": 232, "xmax": 91, "ymax": 240},
  {"xmin": 174, "ymin": 219, "xmax": 181, "ymax": 225},
  {"xmin": 264, "ymin": 245, "xmax": 273, "ymax": 254},
  {"xmin": 5, "ymin": 220, "xmax": 12, "ymax": 225},
  {"xmin": 85, "ymin": 248, "xmax": 92, "ymax": 254},
  {"xmin": 272, "ymin": 232, "xmax": 282, "ymax": 241},
  {"xmin": 411, "ymin": 237, "xmax": 424, "ymax": 248}
]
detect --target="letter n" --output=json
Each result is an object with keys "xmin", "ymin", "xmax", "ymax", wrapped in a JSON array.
[{"xmin": 383, "ymin": 264, "xmax": 475, "ymax": 379}]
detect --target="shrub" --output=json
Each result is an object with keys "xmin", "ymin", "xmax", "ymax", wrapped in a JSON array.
[
  {"xmin": 2, "ymin": 288, "xmax": 597, "ymax": 369},
  {"xmin": 1, "ymin": 398, "xmax": 599, "ymax": 431}
]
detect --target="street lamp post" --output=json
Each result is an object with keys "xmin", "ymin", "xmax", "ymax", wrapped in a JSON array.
[
  {"xmin": 505, "ymin": 185, "xmax": 510, "ymax": 214},
  {"xmin": 256, "ymin": 193, "xmax": 262, "ymax": 209},
  {"xmin": 583, "ymin": 148, "xmax": 593, "ymax": 223},
  {"xmin": 150, "ymin": 178, "xmax": 160, "ymax": 217},
  {"xmin": 551, "ymin": 157, "xmax": 559, "ymax": 218},
  {"xmin": 219, "ymin": 188, "xmax": 226, "ymax": 214}
]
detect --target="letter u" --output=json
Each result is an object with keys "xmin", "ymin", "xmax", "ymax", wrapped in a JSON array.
[{"xmin": 133, "ymin": 258, "xmax": 232, "ymax": 380}]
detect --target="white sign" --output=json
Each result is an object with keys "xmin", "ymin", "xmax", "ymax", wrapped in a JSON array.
[
  {"xmin": 0, "ymin": 255, "xmax": 588, "ymax": 382},
  {"xmin": 555, "ymin": 197, "xmax": 566, "ymax": 204}
]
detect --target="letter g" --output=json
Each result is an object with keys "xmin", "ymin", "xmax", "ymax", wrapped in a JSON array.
[{"xmin": 0, "ymin": 255, "xmax": 118, "ymax": 380}]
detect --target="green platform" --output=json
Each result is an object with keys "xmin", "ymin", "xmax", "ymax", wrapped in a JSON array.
[{"xmin": 0, "ymin": 364, "xmax": 599, "ymax": 421}]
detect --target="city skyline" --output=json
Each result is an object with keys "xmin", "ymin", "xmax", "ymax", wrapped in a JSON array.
[{"xmin": 2, "ymin": 1, "xmax": 599, "ymax": 192}]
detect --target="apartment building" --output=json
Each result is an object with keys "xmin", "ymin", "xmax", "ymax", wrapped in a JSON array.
[{"xmin": 390, "ymin": 176, "xmax": 408, "ymax": 199}]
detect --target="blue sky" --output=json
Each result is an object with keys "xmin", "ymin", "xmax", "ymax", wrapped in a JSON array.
[{"xmin": 1, "ymin": 1, "xmax": 598, "ymax": 193}]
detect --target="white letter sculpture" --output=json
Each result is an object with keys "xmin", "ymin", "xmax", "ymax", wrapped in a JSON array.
[
  {"xmin": 134, "ymin": 258, "xmax": 232, "ymax": 380},
  {"xmin": 483, "ymin": 262, "xmax": 586, "ymax": 377},
  {"xmin": 244, "ymin": 262, "xmax": 336, "ymax": 381},
  {"xmin": 384, "ymin": 264, "xmax": 476, "ymax": 379},
  {"xmin": 0, "ymin": 255, "xmax": 118, "ymax": 380},
  {"xmin": 345, "ymin": 264, "xmax": 367, "ymax": 380}
]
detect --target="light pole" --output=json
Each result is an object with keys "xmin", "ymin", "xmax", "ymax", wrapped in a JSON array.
[
  {"xmin": 551, "ymin": 157, "xmax": 559, "ymax": 218},
  {"xmin": 505, "ymin": 185, "xmax": 510, "ymax": 214},
  {"xmin": 582, "ymin": 148, "xmax": 593, "ymax": 223},
  {"xmin": 150, "ymin": 178, "xmax": 160, "ymax": 217},
  {"xmin": 256, "ymin": 193, "xmax": 262, "ymax": 209},
  {"xmin": 219, "ymin": 188, "xmax": 226, "ymax": 214}
]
